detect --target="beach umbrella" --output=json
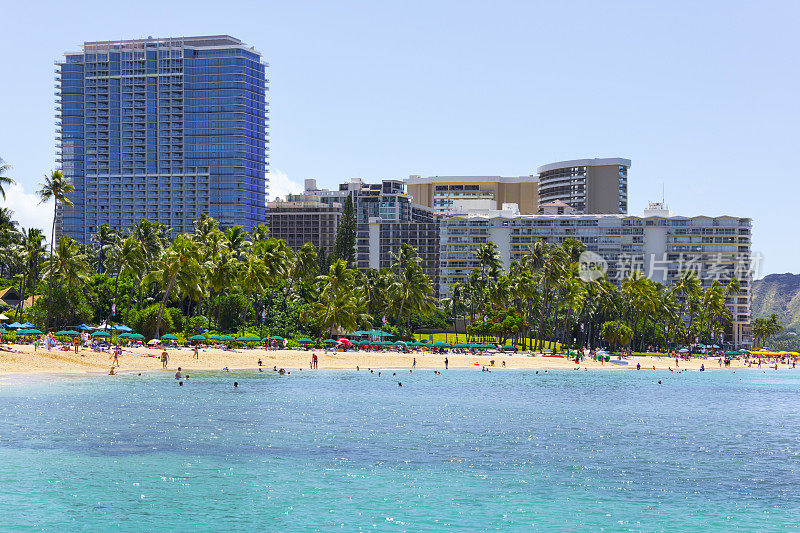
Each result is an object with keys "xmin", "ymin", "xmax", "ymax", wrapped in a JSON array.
[
  {"xmin": 298, "ymin": 338, "xmax": 313, "ymax": 343},
  {"xmin": 6, "ymin": 322, "xmax": 23, "ymax": 329},
  {"xmin": 161, "ymin": 334, "xmax": 178, "ymax": 340},
  {"xmin": 337, "ymin": 338, "xmax": 351, "ymax": 345},
  {"xmin": 112, "ymin": 325, "xmax": 133, "ymax": 332},
  {"xmin": 117, "ymin": 332, "xmax": 131, "ymax": 339},
  {"xmin": 738, "ymin": 349, "xmax": 750, "ymax": 353},
  {"xmin": 92, "ymin": 331, "xmax": 110, "ymax": 338},
  {"xmin": 209, "ymin": 334, "xmax": 221, "ymax": 340},
  {"xmin": 54, "ymin": 330, "xmax": 69, "ymax": 336},
  {"xmin": 147, "ymin": 338, "xmax": 161, "ymax": 345},
  {"xmin": 76, "ymin": 324, "xmax": 93, "ymax": 331},
  {"xmin": 269, "ymin": 336, "xmax": 285, "ymax": 341},
  {"xmin": 433, "ymin": 342, "xmax": 451, "ymax": 348},
  {"xmin": 678, "ymin": 348, "xmax": 689, "ymax": 353},
  {"xmin": 20, "ymin": 322, "xmax": 35, "ymax": 328},
  {"xmin": 323, "ymin": 339, "xmax": 337, "ymax": 344},
  {"xmin": 220, "ymin": 335, "xmax": 235, "ymax": 342},
  {"xmin": 501, "ymin": 345, "xmax": 516, "ymax": 351},
  {"xmin": 189, "ymin": 334, "xmax": 206, "ymax": 341},
  {"xmin": 127, "ymin": 333, "xmax": 144, "ymax": 340},
  {"xmin": 29, "ymin": 329, "xmax": 43, "ymax": 335}
]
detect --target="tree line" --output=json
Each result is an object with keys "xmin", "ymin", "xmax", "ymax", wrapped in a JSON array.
[{"xmin": 0, "ymin": 161, "xmax": 759, "ymax": 349}]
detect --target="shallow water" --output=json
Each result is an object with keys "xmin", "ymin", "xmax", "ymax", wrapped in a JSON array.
[{"xmin": 1, "ymin": 368, "xmax": 799, "ymax": 531}]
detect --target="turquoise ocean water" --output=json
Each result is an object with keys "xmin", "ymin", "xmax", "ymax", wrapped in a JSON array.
[{"xmin": 1, "ymin": 368, "xmax": 799, "ymax": 531}]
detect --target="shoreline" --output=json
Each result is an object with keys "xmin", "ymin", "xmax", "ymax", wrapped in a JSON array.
[{"xmin": 0, "ymin": 344, "xmax": 782, "ymax": 380}]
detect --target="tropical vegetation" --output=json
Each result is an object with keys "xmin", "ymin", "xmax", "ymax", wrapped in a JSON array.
[{"xmin": 0, "ymin": 162, "xmax": 753, "ymax": 350}]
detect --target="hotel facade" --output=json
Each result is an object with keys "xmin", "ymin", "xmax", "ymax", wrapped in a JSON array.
[
  {"xmin": 56, "ymin": 35, "xmax": 268, "ymax": 241},
  {"xmin": 439, "ymin": 202, "xmax": 752, "ymax": 347}
]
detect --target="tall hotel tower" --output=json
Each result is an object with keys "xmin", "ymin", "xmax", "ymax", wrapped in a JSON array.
[{"xmin": 55, "ymin": 36, "xmax": 268, "ymax": 241}]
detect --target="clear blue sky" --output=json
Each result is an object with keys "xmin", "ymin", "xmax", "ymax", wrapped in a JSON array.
[{"xmin": 1, "ymin": 0, "xmax": 797, "ymax": 276}]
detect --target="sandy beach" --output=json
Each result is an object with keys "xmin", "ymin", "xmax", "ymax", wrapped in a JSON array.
[{"xmin": 0, "ymin": 343, "xmax": 772, "ymax": 377}]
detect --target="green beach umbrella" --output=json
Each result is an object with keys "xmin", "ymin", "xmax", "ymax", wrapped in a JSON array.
[
  {"xmin": 433, "ymin": 342, "xmax": 451, "ymax": 348},
  {"xmin": 117, "ymin": 332, "xmax": 131, "ymax": 338},
  {"xmin": 501, "ymin": 345, "xmax": 516, "ymax": 351},
  {"xmin": 63, "ymin": 330, "xmax": 79, "ymax": 336},
  {"xmin": 129, "ymin": 333, "xmax": 145, "ymax": 340},
  {"xmin": 92, "ymin": 331, "xmax": 110, "ymax": 338},
  {"xmin": 269, "ymin": 336, "xmax": 285, "ymax": 341},
  {"xmin": 298, "ymin": 338, "xmax": 313, "ymax": 343},
  {"xmin": 161, "ymin": 334, "xmax": 178, "ymax": 340},
  {"xmin": 323, "ymin": 339, "xmax": 337, "ymax": 344},
  {"xmin": 209, "ymin": 334, "xmax": 221, "ymax": 340},
  {"xmin": 189, "ymin": 334, "xmax": 206, "ymax": 341},
  {"xmin": 220, "ymin": 335, "xmax": 235, "ymax": 342}
]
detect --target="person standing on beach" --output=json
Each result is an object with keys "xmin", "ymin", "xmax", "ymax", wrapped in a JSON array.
[
  {"xmin": 161, "ymin": 350, "xmax": 169, "ymax": 369},
  {"xmin": 74, "ymin": 336, "xmax": 80, "ymax": 353},
  {"xmin": 112, "ymin": 347, "xmax": 120, "ymax": 367},
  {"xmin": 193, "ymin": 345, "xmax": 199, "ymax": 359},
  {"xmin": 312, "ymin": 353, "xmax": 318, "ymax": 369},
  {"xmin": 413, "ymin": 358, "xmax": 416, "ymax": 369},
  {"xmin": 444, "ymin": 357, "xmax": 448, "ymax": 370}
]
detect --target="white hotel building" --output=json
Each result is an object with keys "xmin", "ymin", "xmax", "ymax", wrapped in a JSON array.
[{"xmin": 439, "ymin": 201, "xmax": 753, "ymax": 347}]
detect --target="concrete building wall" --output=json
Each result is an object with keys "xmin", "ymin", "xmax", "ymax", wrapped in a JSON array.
[
  {"xmin": 405, "ymin": 175, "xmax": 539, "ymax": 215},
  {"xmin": 537, "ymin": 158, "xmax": 630, "ymax": 215},
  {"xmin": 440, "ymin": 209, "xmax": 752, "ymax": 347}
]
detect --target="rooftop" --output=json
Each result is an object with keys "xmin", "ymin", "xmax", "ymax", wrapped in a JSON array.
[
  {"xmin": 405, "ymin": 175, "xmax": 538, "ymax": 185},
  {"xmin": 537, "ymin": 157, "xmax": 631, "ymax": 174}
]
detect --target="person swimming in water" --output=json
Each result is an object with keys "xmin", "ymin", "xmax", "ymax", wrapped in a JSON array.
[{"xmin": 175, "ymin": 367, "xmax": 182, "ymax": 380}]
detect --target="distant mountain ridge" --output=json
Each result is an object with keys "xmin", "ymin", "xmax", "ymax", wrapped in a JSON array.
[{"xmin": 751, "ymin": 273, "xmax": 800, "ymax": 333}]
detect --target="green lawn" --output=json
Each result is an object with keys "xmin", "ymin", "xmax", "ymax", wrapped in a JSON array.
[{"xmin": 413, "ymin": 333, "xmax": 561, "ymax": 350}]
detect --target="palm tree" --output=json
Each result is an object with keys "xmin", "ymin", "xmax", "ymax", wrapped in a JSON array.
[
  {"xmin": 91, "ymin": 223, "xmax": 116, "ymax": 274},
  {"xmin": 225, "ymin": 225, "xmax": 251, "ymax": 260},
  {"xmin": 207, "ymin": 250, "xmax": 238, "ymax": 330},
  {"xmin": 316, "ymin": 259, "xmax": 356, "ymax": 335},
  {"xmin": 238, "ymin": 254, "xmax": 269, "ymax": 333},
  {"xmin": 37, "ymin": 169, "xmax": 74, "ymax": 332},
  {"xmin": 15, "ymin": 228, "xmax": 45, "ymax": 319},
  {"xmin": 117, "ymin": 235, "xmax": 144, "ymax": 325},
  {"xmin": 0, "ymin": 158, "xmax": 16, "ymax": 200},
  {"xmin": 133, "ymin": 219, "xmax": 167, "ymax": 310},
  {"xmin": 671, "ymin": 270, "xmax": 700, "ymax": 346},
  {"xmin": 390, "ymin": 243, "xmax": 434, "ymax": 327},
  {"xmin": 41, "ymin": 236, "xmax": 90, "ymax": 288},
  {"xmin": 144, "ymin": 234, "xmax": 203, "ymax": 338}
]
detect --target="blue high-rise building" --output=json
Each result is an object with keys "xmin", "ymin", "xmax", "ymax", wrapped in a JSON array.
[{"xmin": 55, "ymin": 35, "xmax": 268, "ymax": 241}]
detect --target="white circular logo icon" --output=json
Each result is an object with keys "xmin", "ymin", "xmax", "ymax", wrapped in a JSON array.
[{"xmin": 578, "ymin": 251, "xmax": 607, "ymax": 282}]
